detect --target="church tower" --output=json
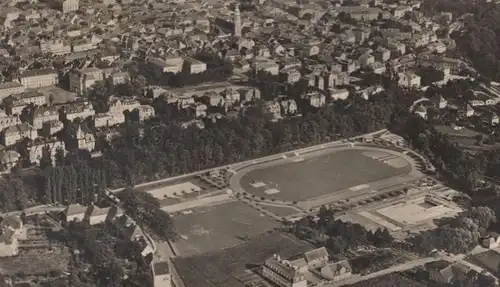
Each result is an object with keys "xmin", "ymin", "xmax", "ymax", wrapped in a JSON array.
[{"xmin": 234, "ymin": 4, "xmax": 242, "ymax": 37}]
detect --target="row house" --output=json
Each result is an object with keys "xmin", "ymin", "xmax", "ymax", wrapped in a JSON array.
[
  {"xmin": 63, "ymin": 101, "xmax": 95, "ymax": 121},
  {"xmin": 19, "ymin": 68, "xmax": 58, "ymax": 89},
  {"xmin": 27, "ymin": 138, "xmax": 66, "ymax": 166},
  {"xmin": 94, "ymin": 113, "xmax": 124, "ymax": 128},
  {"xmin": 40, "ymin": 39, "xmax": 71, "ymax": 55},
  {"xmin": 31, "ymin": 106, "xmax": 60, "ymax": 129},
  {"xmin": 2, "ymin": 123, "xmax": 37, "ymax": 147},
  {"xmin": 0, "ymin": 82, "xmax": 25, "ymax": 101},
  {"xmin": 10, "ymin": 91, "xmax": 46, "ymax": 107}
]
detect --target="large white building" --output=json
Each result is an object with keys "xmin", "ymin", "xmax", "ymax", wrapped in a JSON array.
[
  {"xmin": 19, "ymin": 68, "xmax": 58, "ymax": 89},
  {"xmin": 262, "ymin": 248, "xmax": 353, "ymax": 286}
]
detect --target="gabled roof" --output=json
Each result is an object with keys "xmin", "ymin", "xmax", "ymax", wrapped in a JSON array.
[{"xmin": 304, "ymin": 247, "xmax": 329, "ymax": 263}]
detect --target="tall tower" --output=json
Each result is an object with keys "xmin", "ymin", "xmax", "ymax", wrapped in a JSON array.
[{"xmin": 234, "ymin": 4, "xmax": 242, "ymax": 37}]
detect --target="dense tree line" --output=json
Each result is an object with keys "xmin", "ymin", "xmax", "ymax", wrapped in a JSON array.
[
  {"xmin": 95, "ymin": 90, "xmax": 403, "ymax": 187},
  {"xmin": 410, "ymin": 206, "xmax": 496, "ymax": 254},
  {"xmin": 0, "ymin": 85, "xmax": 415, "ymax": 212},
  {"xmin": 287, "ymin": 206, "xmax": 394, "ymax": 254},
  {"xmin": 59, "ymin": 221, "xmax": 152, "ymax": 287},
  {"xmin": 118, "ymin": 189, "xmax": 175, "ymax": 240},
  {"xmin": 42, "ymin": 162, "xmax": 107, "ymax": 205}
]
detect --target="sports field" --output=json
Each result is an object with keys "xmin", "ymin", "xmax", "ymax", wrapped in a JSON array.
[
  {"xmin": 172, "ymin": 201, "xmax": 280, "ymax": 257},
  {"xmin": 240, "ymin": 149, "xmax": 411, "ymax": 202}
]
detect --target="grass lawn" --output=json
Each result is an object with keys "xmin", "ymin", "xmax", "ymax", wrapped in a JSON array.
[
  {"xmin": 241, "ymin": 149, "xmax": 410, "ymax": 202},
  {"xmin": 172, "ymin": 201, "xmax": 280, "ymax": 257}
]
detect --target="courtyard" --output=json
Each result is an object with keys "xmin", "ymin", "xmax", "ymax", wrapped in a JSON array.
[{"xmin": 239, "ymin": 149, "xmax": 411, "ymax": 202}]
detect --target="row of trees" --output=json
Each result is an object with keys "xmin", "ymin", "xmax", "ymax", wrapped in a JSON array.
[
  {"xmin": 59, "ymin": 220, "xmax": 152, "ymax": 287},
  {"xmin": 42, "ymin": 162, "xmax": 107, "ymax": 205},
  {"xmin": 287, "ymin": 206, "xmax": 394, "ymax": 254},
  {"xmin": 118, "ymin": 189, "xmax": 175, "ymax": 240},
  {"xmin": 410, "ymin": 206, "xmax": 496, "ymax": 254}
]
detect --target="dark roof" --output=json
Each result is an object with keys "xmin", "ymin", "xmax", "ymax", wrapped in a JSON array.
[
  {"xmin": 21, "ymin": 68, "xmax": 57, "ymax": 78},
  {"xmin": 153, "ymin": 261, "xmax": 170, "ymax": 276}
]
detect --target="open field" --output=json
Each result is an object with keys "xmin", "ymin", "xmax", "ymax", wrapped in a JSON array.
[
  {"xmin": 172, "ymin": 201, "xmax": 280, "ymax": 257},
  {"xmin": 240, "ymin": 149, "xmax": 411, "ymax": 202},
  {"xmin": 0, "ymin": 248, "xmax": 70, "ymax": 276},
  {"xmin": 172, "ymin": 232, "xmax": 313, "ymax": 287},
  {"xmin": 345, "ymin": 195, "xmax": 462, "ymax": 233}
]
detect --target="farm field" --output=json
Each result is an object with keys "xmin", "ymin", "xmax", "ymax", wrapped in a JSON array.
[
  {"xmin": 172, "ymin": 201, "xmax": 280, "ymax": 257},
  {"xmin": 346, "ymin": 272, "xmax": 431, "ymax": 287},
  {"xmin": 240, "ymin": 149, "xmax": 410, "ymax": 202},
  {"xmin": 172, "ymin": 232, "xmax": 312, "ymax": 287}
]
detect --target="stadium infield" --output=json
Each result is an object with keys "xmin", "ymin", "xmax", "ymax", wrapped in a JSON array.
[
  {"xmin": 239, "ymin": 148, "xmax": 412, "ymax": 202},
  {"xmin": 172, "ymin": 201, "xmax": 280, "ymax": 257}
]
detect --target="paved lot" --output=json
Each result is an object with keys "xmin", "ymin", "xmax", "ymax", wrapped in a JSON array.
[
  {"xmin": 171, "ymin": 201, "xmax": 280, "ymax": 257},
  {"xmin": 240, "ymin": 149, "xmax": 411, "ymax": 202}
]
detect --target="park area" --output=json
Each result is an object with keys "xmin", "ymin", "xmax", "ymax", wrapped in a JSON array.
[
  {"xmin": 172, "ymin": 201, "xmax": 281, "ymax": 257},
  {"xmin": 240, "ymin": 149, "xmax": 411, "ymax": 202}
]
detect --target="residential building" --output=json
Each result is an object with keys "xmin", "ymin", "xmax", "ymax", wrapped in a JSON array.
[
  {"xmin": 482, "ymin": 234, "xmax": 500, "ymax": 249},
  {"xmin": 280, "ymin": 99, "xmax": 297, "ymax": 115},
  {"xmin": 184, "ymin": 58, "xmax": 207, "ymax": 74},
  {"xmin": 0, "ymin": 108, "xmax": 21, "ymax": 130},
  {"xmin": 426, "ymin": 260, "xmax": 470, "ymax": 284},
  {"xmin": 265, "ymin": 101, "xmax": 281, "ymax": 120},
  {"xmin": 134, "ymin": 105, "xmax": 156, "ymax": 122},
  {"xmin": 31, "ymin": 106, "xmax": 60, "ymax": 129},
  {"xmin": 305, "ymin": 92, "xmax": 326, "ymax": 108},
  {"xmin": 27, "ymin": 138, "xmax": 65, "ymax": 166},
  {"xmin": 153, "ymin": 261, "xmax": 173, "ymax": 287},
  {"xmin": 13, "ymin": 91, "xmax": 46, "ymax": 106},
  {"xmin": 262, "ymin": 255, "xmax": 307, "ymax": 287},
  {"xmin": 19, "ymin": 68, "xmax": 58, "ymax": 89},
  {"xmin": 238, "ymin": 87, "xmax": 261, "ymax": 102},
  {"xmin": 398, "ymin": 72, "xmax": 421, "ymax": 88},
  {"xmin": 374, "ymin": 47, "xmax": 391, "ymax": 62},
  {"xmin": 0, "ymin": 148, "xmax": 20, "ymax": 173},
  {"xmin": 69, "ymin": 67, "xmax": 103, "ymax": 95},
  {"xmin": 109, "ymin": 98, "xmax": 140, "ymax": 114},
  {"xmin": 0, "ymin": 82, "xmax": 25, "ymax": 101},
  {"xmin": 330, "ymin": 89, "xmax": 350, "ymax": 101},
  {"xmin": 188, "ymin": 103, "xmax": 207, "ymax": 118},
  {"xmin": 2, "ymin": 123, "xmax": 37, "ymax": 147},
  {"xmin": 74, "ymin": 125, "xmax": 96, "ymax": 152},
  {"xmin": 58, "ymin": 0, "xmax": 79, "ymax": 13},
  {"xmin": 40, "ymin": 39, "xmax": 71, "ymax": 55},
  {"xmin": 109, "ymin": 72, "xmax": 129, "ymax": 85},
  {"xmin": 148, "ymin": 56, "xmax": 184, "ymax": 74},
  {"xmin": 0, "ymin": 216, "xmax": 25, "ymax": 257},
  {"xmin": 63, "ymin": 101, "xmax": 95, "ymax": 121},
  {"xmin": 41, "ymin": 120, "xmax": 64, "ymax": 137}
]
